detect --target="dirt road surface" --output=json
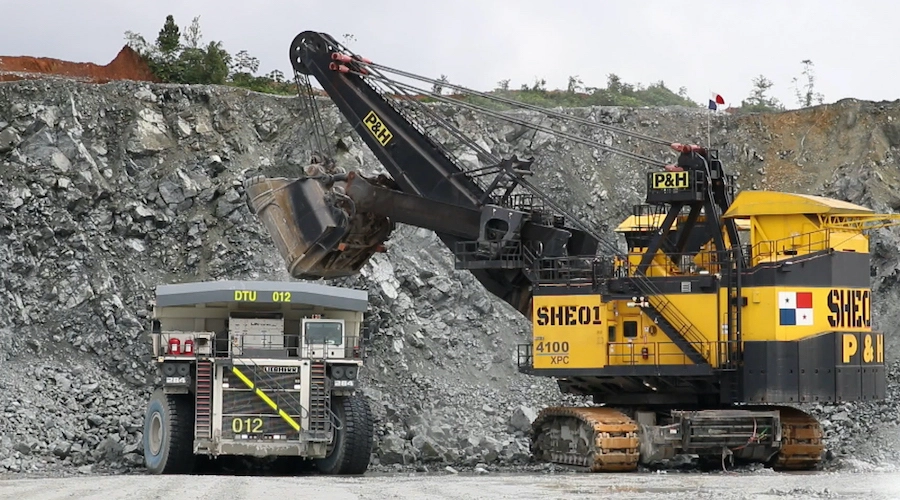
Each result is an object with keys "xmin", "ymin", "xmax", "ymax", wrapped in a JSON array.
[{"xmin": 1, "ymin": 471, "xmax": 899, "ymax": 500}]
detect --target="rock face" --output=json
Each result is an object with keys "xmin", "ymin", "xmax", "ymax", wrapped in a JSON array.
[{"xmin": 2, "ymin": 79, "xmax": 900, "ymax": 474}]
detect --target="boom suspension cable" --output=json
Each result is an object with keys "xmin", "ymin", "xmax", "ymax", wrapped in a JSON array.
[
  {"xmin": 327, "ymin": 42, "xmax": 674, "ymax": 169},
  {"xmin": 294, "ymin": 72, "xmax": 334, "ymax": 160},
  {"xmin": 329, "ymin": 39, "xmax": 501, "ymax": 167},
  {"xmin": 364, "ymin": 61, "xmax": 673, "ymax": 148},
  {"xmin": 355, "ymin": 71, "xmax": 666, "ymax": 168}
]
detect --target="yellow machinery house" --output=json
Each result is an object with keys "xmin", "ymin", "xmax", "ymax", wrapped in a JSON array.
[{"xmin": 526, "ymin": 168, "xmax": 885, "ymax": 408}]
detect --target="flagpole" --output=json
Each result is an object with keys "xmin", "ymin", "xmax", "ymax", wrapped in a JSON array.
[
  {"xmin": 707, "ymin": 107, "xmax": 711, "ymax": 148},
  {"xmin": 707, "ymin": 92, "xmax": 723, "ymax": 148}
]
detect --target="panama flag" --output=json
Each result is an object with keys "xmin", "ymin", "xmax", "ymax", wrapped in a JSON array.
[
  {"xmin": 778, "ymin": 291, "xmax": 813, "ymax": 326},
  {"xmin": 708, "ymin": 92, "xmax": 725, "ymax": 110}
]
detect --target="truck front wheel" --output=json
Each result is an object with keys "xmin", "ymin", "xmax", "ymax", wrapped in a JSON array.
[
  {"xmin": 143, "ymin": 388, "xmax": 196, "ymax": 474},
  {"xmin": 314, "ymin": 395, "xmax": 374, "ymax": 475}
]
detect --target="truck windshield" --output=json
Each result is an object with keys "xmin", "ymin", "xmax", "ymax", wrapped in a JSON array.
[{"xmin": 305, "ymin": 322, "xmax": 343, "ymax": 345}]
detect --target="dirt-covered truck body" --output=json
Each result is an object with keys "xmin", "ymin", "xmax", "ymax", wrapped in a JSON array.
[{"xmin": 142, "ymin": 280, "xmax": 374, "ymax": 475}]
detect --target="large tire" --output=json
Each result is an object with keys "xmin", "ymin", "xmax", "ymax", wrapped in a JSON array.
[
  {"xmin": 314, "ymin": 395, "xmax": 374, "ymax": 475},
  {"xmin": 143, "ymin": 388, "xmax": 196, "ymax": 474}
]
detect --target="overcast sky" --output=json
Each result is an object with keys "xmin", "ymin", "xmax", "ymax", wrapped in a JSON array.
[{"xmin": 2, "ymin": 0, "xmax": 898, "ymax": 109}]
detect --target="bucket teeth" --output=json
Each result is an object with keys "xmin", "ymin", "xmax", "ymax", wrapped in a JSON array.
[{"xmin": 530, "ymin": 407, "xmax": 640, "ymax": 472}]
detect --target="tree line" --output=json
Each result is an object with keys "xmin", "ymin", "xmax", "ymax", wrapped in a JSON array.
[
  {"xmin": 124, "ymin": 15, "xmax": 295, "ymax": 95},
  {"xmin": 125, "ymin": 15, "xmax": 824, "ymax": 113},
  {"xmin": 740, "ymin": 60, "xmax": 825, "ymax": 113}
]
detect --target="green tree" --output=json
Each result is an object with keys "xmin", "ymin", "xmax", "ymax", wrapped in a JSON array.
[
  {"xmin": 156, "ymin": 15, "xmax": 180, "ymax": 55},
  {"xmin": 530, "ymin": 77, "xmax": 547, "ymax": 91},
  {"xmin": 792, "ymin": 59, "xmax": 825, "ymax": 108},
  {"xmin": 567, "ymin": 75, "xmax": 583, "ymax": 93},
  {"xmin": 740, "ymin": 74, "xmax": 782, "ymax": 113},
  {"xmin": 182, "ymin": 16, "xmax": 203, "ymax": 49},
  {"xmin": 202, "ymin": 41, "xmax": 230, "ymax": 84},
  {"xmin": 432, "ymin": 74, "xmax": 448, "ymax": 95},
  {"xmin": 607, "ymin": 74, "xmax": 623, "ymax": 94},
  {"xmin": 230, "ymin": 50, "xmax": 259, "ymax": 74}
]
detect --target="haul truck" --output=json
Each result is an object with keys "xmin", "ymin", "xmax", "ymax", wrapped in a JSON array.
[{"xmin": 142, "ymin": 280, "xmax": 374, "ymax": 475}]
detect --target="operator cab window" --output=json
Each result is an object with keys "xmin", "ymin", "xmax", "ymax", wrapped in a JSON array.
[{"xmin": 305, "ymin": 321, "xmax": 344, "ymax": 345}]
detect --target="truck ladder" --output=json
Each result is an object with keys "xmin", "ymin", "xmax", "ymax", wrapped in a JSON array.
[
  {"xmin": 194, "ymin": 360, "xmax": 213, "ymax": 439},
  {"xmin": 308, "ymin": 360, "xmax": 332, "ymax": 439}
]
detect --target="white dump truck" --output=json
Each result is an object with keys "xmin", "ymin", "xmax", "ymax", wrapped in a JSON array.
[{"xmin": 142, "ymin": 280, "xmax": 374, "ymax": 475}]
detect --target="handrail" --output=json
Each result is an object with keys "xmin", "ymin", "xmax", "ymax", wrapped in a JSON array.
[
  {"xmin": 217, "ymin": 332, "xmax": 363, "ymax": 361},
  {"xmin": 750, "ymin": 227, "xmax": 832, "ymax": 267},
  {"xmin": 534, "ymin": 251, "xmax": 732, "ymax": 356},
  {"xmin": 239, "ymin": 357, "xmax": 311, "ymax": 421},
  {"xmin": 616, "ymin": 249, "xmax": 730, "ymax": 277},
  {"xmin": 604, "ymin": 340, "xmax": 734, "ymax": 366}
]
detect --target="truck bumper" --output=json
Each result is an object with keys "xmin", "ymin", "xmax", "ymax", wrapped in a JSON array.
[{"xmin": 194, "ymin": 438, "xmax": 329, "ymax": 458}]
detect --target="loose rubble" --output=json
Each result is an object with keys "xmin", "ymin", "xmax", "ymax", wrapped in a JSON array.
[{"xmin": 2, "ymin": 79, "xmax": 900, "ymax": 475}]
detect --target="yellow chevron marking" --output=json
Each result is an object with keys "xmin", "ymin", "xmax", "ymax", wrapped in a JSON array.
[
  {"xmin": 231, "ymin": 366, "xmax": 255, "ymax": 389},
  {"xmin": 279, "ymin": 409, "xmax": 301, "ymax": 432},
  {"xmin": 256, "ymin": 388, "xmax": 278, "ymax": 411}
]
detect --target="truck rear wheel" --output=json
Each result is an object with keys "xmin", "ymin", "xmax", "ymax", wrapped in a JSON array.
[
  {"xmin": 314, "ymin": 395, "xmax": 374, "ymax": 475},
  {"xmin": 143, "ymin": 388, "xmax": 196, "ymax": 474}
]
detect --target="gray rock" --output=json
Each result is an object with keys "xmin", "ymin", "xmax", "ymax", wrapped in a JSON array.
[
  {"xmin": 133, "ymin": 88, "xmax": 157, "ymax": 103},
  {"xmin": 52, "ymin": 440, "xmax": 73, "ymax": 458},
  {"xmin": 50, "ymin": 150, "xmax": 71, "ymax": 172},
  {"xmin": 0, "ymin": 126, "xmax": 22, "ymax": 153},
  {"xmin": 158, "ymin": 179, "xmax": 185, "ymax": 206},
  {"xmin": 378, "ymin": 434, "xmax": 410, "ymax": 465},
  {"xmin": 509, "ymin": 406, "xmax": 538, "ymax": 433},
  {"xmin": 126, "ymin": 108, "xmax": 172, "ymax": 154}
]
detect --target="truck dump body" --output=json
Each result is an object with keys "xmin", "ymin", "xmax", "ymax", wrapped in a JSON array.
[{"xmin": 154, "ymin": 279, "xmax": 368, "ymax": 310}]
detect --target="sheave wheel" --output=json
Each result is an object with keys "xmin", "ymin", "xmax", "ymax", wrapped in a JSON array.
[
  {"xmin": 314, "ymin": 395, "xmax": 374, "ymax": 475},
  {"xmin": 143, "ymin": 388, "xmax": 196, "ymax": 474}
]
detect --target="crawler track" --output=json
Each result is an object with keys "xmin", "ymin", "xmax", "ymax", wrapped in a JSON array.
[
  {"xmin": 769, "ymin": 406, "xmax": 826, "ymax": 470},
  {"xmin": 530, "ymin": 407, "xmax": 640, "ymax": 472},
  {"xmin": 530, "ymin": 405, "xmax": 825, "ymax": 472}
]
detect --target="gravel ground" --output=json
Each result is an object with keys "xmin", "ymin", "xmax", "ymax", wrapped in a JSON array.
[{"xmin": 2, "ymin": 470, "xmax": 899, "ymax": 500}]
